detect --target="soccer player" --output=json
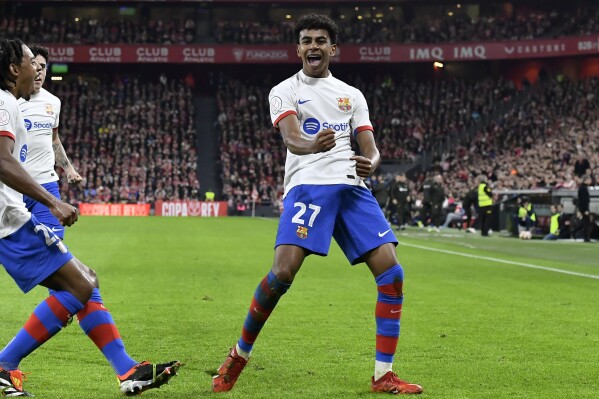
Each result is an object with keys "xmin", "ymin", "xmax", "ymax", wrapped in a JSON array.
[
  {"xmin": 18, "ymin": 45, "xmax": 82, "ymax": 240},
  {"xmin": 0, "ymin": 38, "xmax": 181, "ymax": 397},
  {"xmin": 212, "ymin": 14, "xmax": 423, "ymax": 395}
]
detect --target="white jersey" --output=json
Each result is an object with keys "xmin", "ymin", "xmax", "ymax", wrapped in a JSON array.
[
  {"xmin": 18, "ymin": 88, "xmax": 61, "ymax": 184},
  {"xmin": 0, "ymin": 90, "xmax": 32, "ymax": 238},
  {"xmin": 269, "ymin": 70, "xmax": 373, "ymax": 197}
]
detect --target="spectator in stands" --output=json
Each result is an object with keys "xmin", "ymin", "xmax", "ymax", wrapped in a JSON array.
[{"xmin": 574, "ymin": 152, "xmax": 591, "ymax": 178}]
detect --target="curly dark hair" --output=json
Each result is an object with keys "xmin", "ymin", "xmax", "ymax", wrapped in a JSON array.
[
  {"xmin": 29, "ymin": 44, "xmax": 49, "ymax": 63},
  {"xmin": 293, "ymin": 14, "xmax": 339, "ymax": 45},
  {"xmin": 0, "ymin": 38, "xmax": 24, "ymax": 91}
]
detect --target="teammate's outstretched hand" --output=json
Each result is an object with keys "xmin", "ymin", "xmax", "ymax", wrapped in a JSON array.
[
  {"xmin": 50, "ymin": 201, "xmax": 79, "ymax": 227},
  {"xmin": 350, "ymin": 155, "xmax": 373, "ymax": 178},
  {"xmin": 312, "ymin": 128, "xmax": 336, "ymax": 153}
]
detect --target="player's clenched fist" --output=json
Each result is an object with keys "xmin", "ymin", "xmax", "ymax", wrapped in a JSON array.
[
  {"xmin": 350, "ymin": 155, "xmax": 373, "ymax": 178},
  {"xmin": 50, "ymin": 201, "xmax": 79, "ymax": 227},
  {"xmin": 312, "ymin": 128, "xmax": 336, "ymax": 153}
]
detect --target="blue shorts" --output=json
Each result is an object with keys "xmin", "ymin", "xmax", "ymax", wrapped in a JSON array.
[
  {"xmin": 0, "ymin": 214, "xmax": 73, "ymax": 293},
  {"xmin": 23, "ymin": 181, "xmax": 64, "ymax": 239},
  {"xmin": 275, "ymin": 184, "xmax": 397, "ymax": 265}
]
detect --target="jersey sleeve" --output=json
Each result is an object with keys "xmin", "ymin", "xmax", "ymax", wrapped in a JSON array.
[
  {"xmin": 350, "ymin": 90, "xmax": 373, "ymax": 137},
  {"xmin": 54, "ymin": 97, "xmax": 61, "ymax": 129},
  {"xmin": 0, "ymin": 101, "xmax": 18, "ymax": 141},
  {"xmin": 269, "ymin": 82, "xmax": 297, "ymax": 129}
]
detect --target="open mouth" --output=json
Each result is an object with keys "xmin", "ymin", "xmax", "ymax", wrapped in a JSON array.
[{"xmin": 307, "ymin": 53, "xmax": 322, "ymax": 67}]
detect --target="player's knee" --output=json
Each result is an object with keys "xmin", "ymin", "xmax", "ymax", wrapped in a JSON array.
[
  {"xmin": 86, "ymin": 267, "xmax": 99, "ymax": 288},
  {"xmin": 268, "ymin": 270, "xmax": 292, "ymax": 295},
  {"xmin": 271, "ymin": 268, "xmax": 294, "ymax": 285},
  {"xmin": 376, "ymin": 264, "xmax": 404, "ymax": 299}
]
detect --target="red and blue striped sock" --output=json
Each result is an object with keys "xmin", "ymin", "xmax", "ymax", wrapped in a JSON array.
[
  {"xmin": 0, "ymin": 291, "xmax": 84, "ymax": 370},
  {"xmin": 375, "ymin": 265, "xmax": 404, "ymax": 373},
  {"xmin": 237, "ymin": 271, "xmax": 291, "ymax": 356},
  {"xmin": 77, "ymin": 288, "xmax": 137, "ymax": 376}
]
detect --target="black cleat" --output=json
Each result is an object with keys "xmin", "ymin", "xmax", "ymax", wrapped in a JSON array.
[
  {"xmin": 0, "ymin": 368, "xmax": 33, "ymax": 397},
  {"xmin": 118, "ymin": 361, "xmax": 182, "ymax": 396}
]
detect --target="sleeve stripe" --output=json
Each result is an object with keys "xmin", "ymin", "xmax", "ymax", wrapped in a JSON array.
[
  {"xmin": 0, "ymin": 130, "xmax": 15, "ymax": 141},
  {"xmin": 353, "ymin": 125, "xmax": 374, "ymax": 136},
  {"xmin": 273, "ymin": 110, "xmax": 297, "ymax": 128}
]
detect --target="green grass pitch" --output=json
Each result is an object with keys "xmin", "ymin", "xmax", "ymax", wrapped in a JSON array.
[{"xmin": 1, "ymin": 217, "xmax": 598, "ymax": 398}]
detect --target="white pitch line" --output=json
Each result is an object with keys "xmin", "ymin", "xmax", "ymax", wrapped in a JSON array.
[{"xmin": 398, "ymin": 241, "xmax": 599, "ymax": 280}]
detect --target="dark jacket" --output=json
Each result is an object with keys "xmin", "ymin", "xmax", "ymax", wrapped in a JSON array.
[{"xmin": 578, "ymin": 183, "xmax": 590, "ymax": 213}]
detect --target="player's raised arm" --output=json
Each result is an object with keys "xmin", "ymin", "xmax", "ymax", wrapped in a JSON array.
[
  {"xmin": 277, "ymin": 113, "xmax": 335, "ymax": 155},
  {"xmin": 351, "ymin": 129, "xmax": 380, "ymax": 178}
]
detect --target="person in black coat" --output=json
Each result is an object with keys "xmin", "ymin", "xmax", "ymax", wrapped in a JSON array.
[{"xmin": 577, "ymin": 175, "xmax": 592, "ymax": 242}]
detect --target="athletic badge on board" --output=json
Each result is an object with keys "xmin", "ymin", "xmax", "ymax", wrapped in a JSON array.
[
  {"xmin": 337, "ymin": 97, "xmax": 351, "ymax": 112},
  {"xmin": 296, "ymin": 226, "xmax": 308, "ymax": 239}
]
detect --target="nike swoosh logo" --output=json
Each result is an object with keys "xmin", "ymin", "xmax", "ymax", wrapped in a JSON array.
[
  {"xmin": 51, "ymin": 227, "xmax": 63, "ymax": 232},
  {"xmin": 253, "ymin": 307, "xmax": 266, "ymax": 316},
  {"xmin": 390, "ymin": 309, "xmax": 402, "ymax": 314},
  {"xmin": 378, "ymin": 229, "xmax": 391, "ymax": 237},
  {"xmin": 298, "ymin": 99, "xmax": 312, "ymax": 104}
]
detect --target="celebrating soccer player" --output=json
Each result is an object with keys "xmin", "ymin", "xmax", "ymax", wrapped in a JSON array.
[
  {"xmin": 212, "ymin": 14, "xmax": 422, "ymax": 395},
  {"xmin": 0, "ymin": 38, "xmax": 181, "ymax": 397},
  {"xmin": 18, "ymin": 45, "xmax": 82, "ymax": 240}
]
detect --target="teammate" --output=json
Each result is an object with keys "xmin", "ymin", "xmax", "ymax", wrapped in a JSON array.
[
  {"xmin": 0, "ymin": 38, "xmax": 181, "ymax": 397},
  {"xmin": 18, "ymin": 45, "xmax": 82, "ymax": 240},
  {"xmin": 212, "ymin": 14, "xmax": 422, "ymax": 395}
]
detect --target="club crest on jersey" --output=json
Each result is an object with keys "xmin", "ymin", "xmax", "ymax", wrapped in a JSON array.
[
  {"xmin": 337, "ymin": 97, "xmax": 351, "ymax": 112},
  {"xmin": 45, "ymin": 103, "xmax": 54, "ymax": 115},
  {"xmin": 296, "ymin": 226, "xmax": 308, "ymax": 239}
]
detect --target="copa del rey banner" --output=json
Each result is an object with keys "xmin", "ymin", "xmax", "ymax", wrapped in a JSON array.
[
  {"xmin": 155, "ymin": 201, "xmax": 228, "ymax": 217},
  {"xmin": 79, "ymin": 203, "xmax": 151, "ymax": 216},
  {"xmin": 46, "ymin": 35, "xmax": 599, "ymax": 64}
]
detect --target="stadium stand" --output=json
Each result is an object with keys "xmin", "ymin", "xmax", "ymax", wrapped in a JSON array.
[
  {"xmin": 46, "ymin": 75, "xmax": 199, "ymax": 204},
  {"xmin": 2, "ymin": 5, "xmax": 597, "ymax": 45}
]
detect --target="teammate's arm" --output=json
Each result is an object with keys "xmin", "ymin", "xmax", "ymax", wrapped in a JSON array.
[
  {"xmin": 52, "ymin": 128, "xmax": 82, "ymax": 184},
  {"xmin": 277, "ymin": 114, "xmax": 335, "ymax": 155},
  {"xmin": 351, "ymin": 129, "xmax": 380, "ymax": 178},
  {"xmin": 0, "ymin": 136, "xmax": 78, "ymax": 226}
]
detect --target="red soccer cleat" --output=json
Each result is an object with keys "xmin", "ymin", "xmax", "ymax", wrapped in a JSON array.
[
  {"xmin": 371, "ymin": 371, "xmax": 423, "ymax": 394},
  {"xmin": 212, "ymin": 347, "xmax": 249, "ymax": 392}
]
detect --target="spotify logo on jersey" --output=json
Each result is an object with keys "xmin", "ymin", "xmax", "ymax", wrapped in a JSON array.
[{"xmin": 302, "ymin": 118, "xmax": 321, "ymax": 135}]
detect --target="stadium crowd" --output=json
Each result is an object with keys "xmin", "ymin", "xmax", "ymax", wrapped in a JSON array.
[
  {"xmin": 213, "ymin": 6, "xmax": 599, "ymax": 45},
  {"xmin": 428, "ymin": 76, "xmax": 599, "ymax": 199},
  {"xmin": 0, "ymin": 16, "xmax": 197, "ymax": 44},
  {"xmin": 2, "ymin": 5, "xmax": 598, "ymax": 45},
  {"xmin": 47, "ymin": 75, "xmax": 199, "ymax": 204}
]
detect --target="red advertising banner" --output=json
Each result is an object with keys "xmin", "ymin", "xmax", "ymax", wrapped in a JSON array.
[
  {"xmin": 79, "ymin": 203, "xmax": 151, "ymax": 216},
  {"xmin": 46, "ymin": 36, "xmax": 599, "ymax": 64},
  {"xmin": 155, "ymin": 201, "xmax": 228, "ymax": 217}
]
